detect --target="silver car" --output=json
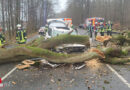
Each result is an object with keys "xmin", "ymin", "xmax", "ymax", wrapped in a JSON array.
[{"xmin": 46, "ymin": 20, "xmax": 77, "ymax": 39}]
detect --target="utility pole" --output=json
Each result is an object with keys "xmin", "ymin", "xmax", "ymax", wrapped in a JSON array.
[{"xmin": 43, "ymin": 0, "xmax": 47, "ymax": 26}]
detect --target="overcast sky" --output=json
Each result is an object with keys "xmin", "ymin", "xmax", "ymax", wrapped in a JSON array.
[{"xmin": 53, "ymin": 0, "xmax": 68, "ymax": 13}]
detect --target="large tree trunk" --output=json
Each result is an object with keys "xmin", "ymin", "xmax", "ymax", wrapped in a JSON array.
[
  {"xmin": 0, "ymin": 35, "xmax": 129, "ymax": 64},
  {"xmin": 0, "ymin": 46, "xmax": 129, "ymax": 64}
]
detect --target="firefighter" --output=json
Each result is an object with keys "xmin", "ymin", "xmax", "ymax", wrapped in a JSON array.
[
  {"xmin": 71, "ymin": 24, "xmax": 74, "ymax": 29},
  {"xmin": 16, "ymin": 24, "xmax": 27, "ymax": 44},
  {"xmin": 88, "ymin": 23, "xmax": 94, "ymax": 38},
  {"xmin": 0, "ymin": 27, "xmax": 5, "ymax": 46},
  {"xmin": 39, "ymin": 27, "xmax": 45, "ymax": 36},
  {"xmin": 45, "ymin": 24, "xmax": 48, "ymax": 32},
  {"xmin": 94, "ymin": 22, "xmax": 98, "ymax": 38},
  {"xmin": 106, "ymin": 21, "xmax": 113, "ymax": 36},
  {"xmin": 99, "ymin": 22, "xmax": 105, "ymax": 36}
]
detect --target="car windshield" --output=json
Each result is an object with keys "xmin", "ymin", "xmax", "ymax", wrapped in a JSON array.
[{"xmin": 49, "ymin": 21, "xmax": 67, "ymax": 28}]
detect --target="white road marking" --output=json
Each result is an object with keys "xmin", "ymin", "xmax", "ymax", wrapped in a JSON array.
[
  {"xmin": 1, "ymin": 36, "xmax": 38, "ymax": 81},
  {"xmin": 1, "ymin": 67, "xmax": 17, "ymax": 81},
  {"xmin": 106, "ymin": 64, "xmax": 130, "ymax": 88}
]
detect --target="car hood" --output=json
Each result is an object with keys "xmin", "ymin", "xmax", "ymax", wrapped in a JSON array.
[{"xmin": 51, "ymin": 27, "xmax": 77, "ymax": 36}]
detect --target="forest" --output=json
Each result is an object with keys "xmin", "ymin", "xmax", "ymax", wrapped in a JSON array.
[
  {"xmin": 57, "ymin": 0, "xmax": 130, "ymax": 29},
  {"xmin": 0, "ymin": 0, "xmax": 54, "ymax": 40},
  {"xmin": 0, "ymin": 0, "xmax": 130, "ymax": 39}
]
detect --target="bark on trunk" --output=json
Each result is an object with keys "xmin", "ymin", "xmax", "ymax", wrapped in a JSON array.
[{"xmin": 0, "ymin": 46, "xmax": 129, "ymax": 64}]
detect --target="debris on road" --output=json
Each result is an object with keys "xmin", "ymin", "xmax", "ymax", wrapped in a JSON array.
[
  {"xmin": 40, "ymin": 59, "xmax": 60, "ymax": 68},
  {"xmin": 12, "ymin": 81, "xmax": 16, "ymax": 85},
  {"xmin": 96, "ymin": 36, "xmax": 112, "ymax": 43},
  {"xmin": 22, "ymin": 60, "xmax": 35, "ymax": 65},
  {"xmin": 74, "ymin": 64, "xmax": 86, "ymax": 70},
  {"xmin": 50, "ymin": 78, "xmax": 55, "ymax": 83},
  {"xmin": 16, "ymin": 64, "xmax": 30, "ymax": 70},
  {"xmin": 16, "ymin": 59, "xmax": 36, "ymax": 70},
  {"xmin": 85, "ymin": 59, "xmax": 101, "ymax": 67},
  {"xmin": 70, "ymin": 79, "xmax": 75, "ymax": 84},
  {"xmin": 89, "ymin": 48, "xmax": 105, "ymax": 58},
  {"xmin": 104, "ymin": 80, "xmax": 110, "ymax": 84},
  {"xmin": 125, "ymin": 62, "xmax": 130, "ymax": 65}
]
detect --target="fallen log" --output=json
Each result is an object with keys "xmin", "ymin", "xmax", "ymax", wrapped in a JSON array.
[
  {"xmin": 101, "ymin": 47, "xmax": 122, "ymax": 57},
  {"xmin": 0, "ymin": 46, "xmax": 129, "ymax": 64},
  {"xmin": 28, "ymin": 35, "xmax": 90, "ymax": 49},
  {"xmin": 110, "ymin": 35, "xmax": 127, "ymax": 46},
  {"xmin": 0, "ymin": 47, "xmax": 100, "ymax": 64},
  {"xmin": 98, "ymin": 34, "xmax": 130, "ymax": 47},
  {"xmin": 0, "ymin": 34, "xmax": 129, "ymax": 65},
  {"xmin": 104, "ymin": 57, "xmax": 130, "ymax": 64}
]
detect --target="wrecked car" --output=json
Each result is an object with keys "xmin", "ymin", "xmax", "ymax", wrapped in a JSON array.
[
  {"xmin": 45, "ymin": 20, "xmax": 77, "ymax": 38},
  {"xmin": 45, "ymin": 20, "xmax": 86, "ymax": 53}
]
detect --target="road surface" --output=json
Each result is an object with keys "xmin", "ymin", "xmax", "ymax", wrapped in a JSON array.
[{"xmin": 0, "ymin": 29, "xmax": 130, "ymax": 90}]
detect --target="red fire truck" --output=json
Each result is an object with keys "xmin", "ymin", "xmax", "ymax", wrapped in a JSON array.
[{"xmin": 85, "ymin": 17, "xmax": 105, "ymax": 31}]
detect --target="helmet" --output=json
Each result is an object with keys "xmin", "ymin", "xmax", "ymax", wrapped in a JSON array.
[{"xmin": 17, "ymin": 24, "xmax": 21, "ymax": 28}]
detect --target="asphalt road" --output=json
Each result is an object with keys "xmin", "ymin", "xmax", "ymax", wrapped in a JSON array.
[
  {"xmin": 0, "ymin": 62, "xmax": 130, "ymax": 90},
  {"xmin": 0, "ymin": 29, "xmax": 130, "ymax": 90},
  {"xmin": 5, "ymin": 35, "xmax": 39, "ymax": 49}
]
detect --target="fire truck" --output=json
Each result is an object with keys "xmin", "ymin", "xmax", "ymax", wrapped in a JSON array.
[{"xmin": 85, "ymin": 17, "xmax": 105, "ymax": 31}]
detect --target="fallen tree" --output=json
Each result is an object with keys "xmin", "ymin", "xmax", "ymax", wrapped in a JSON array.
[
  {"xmin": 0, "ymin": 46, "xmax": 129, "ymax": 64},
  {"xmin": 104, "ymin": 57, "xmax": 130, "ymax": 64},
  {"xmin": 28, "ymin": 35, "xmax": 90, "ymax": 49},
  {"xmin": 0, "ymin": 34, "xmax": 129, "ymax": 65},
  {"xmin": 0, "ymin": 47, "xmax": 98, "ymax": 64}
]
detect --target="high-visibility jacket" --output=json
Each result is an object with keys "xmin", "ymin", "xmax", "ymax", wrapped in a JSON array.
[
  {"xmin": 0, "ymin": 40, "xmax": 2, "ymax": 46},
  {"xmin": 107, "ymin": 24, "xmax": 112, "ymax": 31},
  {"xmin": 16, "ymin": 29, "xmax": 27, "ymax": 44},
  {"xmin": 99, "ymin": 26, "xmax": 105, "ymax": 32},
  {"xmin": 0, "ymin": 33, "xmax": 5, "ymax": 46}
]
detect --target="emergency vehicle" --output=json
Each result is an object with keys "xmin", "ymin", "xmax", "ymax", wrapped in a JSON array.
[{"xmin": 85, "ymin": 17, "xmax": 105, "ymax": 30}]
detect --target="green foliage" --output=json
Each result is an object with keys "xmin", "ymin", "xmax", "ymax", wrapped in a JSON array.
[
  {"xmin": 121, "ymin": 49, "xmax": 128, "ymax": 56},
  {"xmin": 112, "ymin": 35, "xmax": 126, "ymax": 46},
  {"xmin": 121, "ymin": 30, "xmax": 130, "ymax": 38},
  {"xmin": 102, "ymin": 47, "xmax": 122, "ymax": 57},
  {"xmin": 39, "ymin": 34, "xmax": 90, "ymax": 49},
  {"xmin": 105, "ymin": 57, "xmax": 130, "ymax": 64},
  {"xmin": 26, "ymin": 46, "xmax": 68, "ymax": 59},
  {"xmin": 128, "ymin": 32, "xmax": 130, "ymax": 38}
]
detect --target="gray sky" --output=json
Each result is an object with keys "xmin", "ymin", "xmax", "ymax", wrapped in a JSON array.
[{"xmin": 53, "ymin": 0, "xmax": 68, "ymax": 13}]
